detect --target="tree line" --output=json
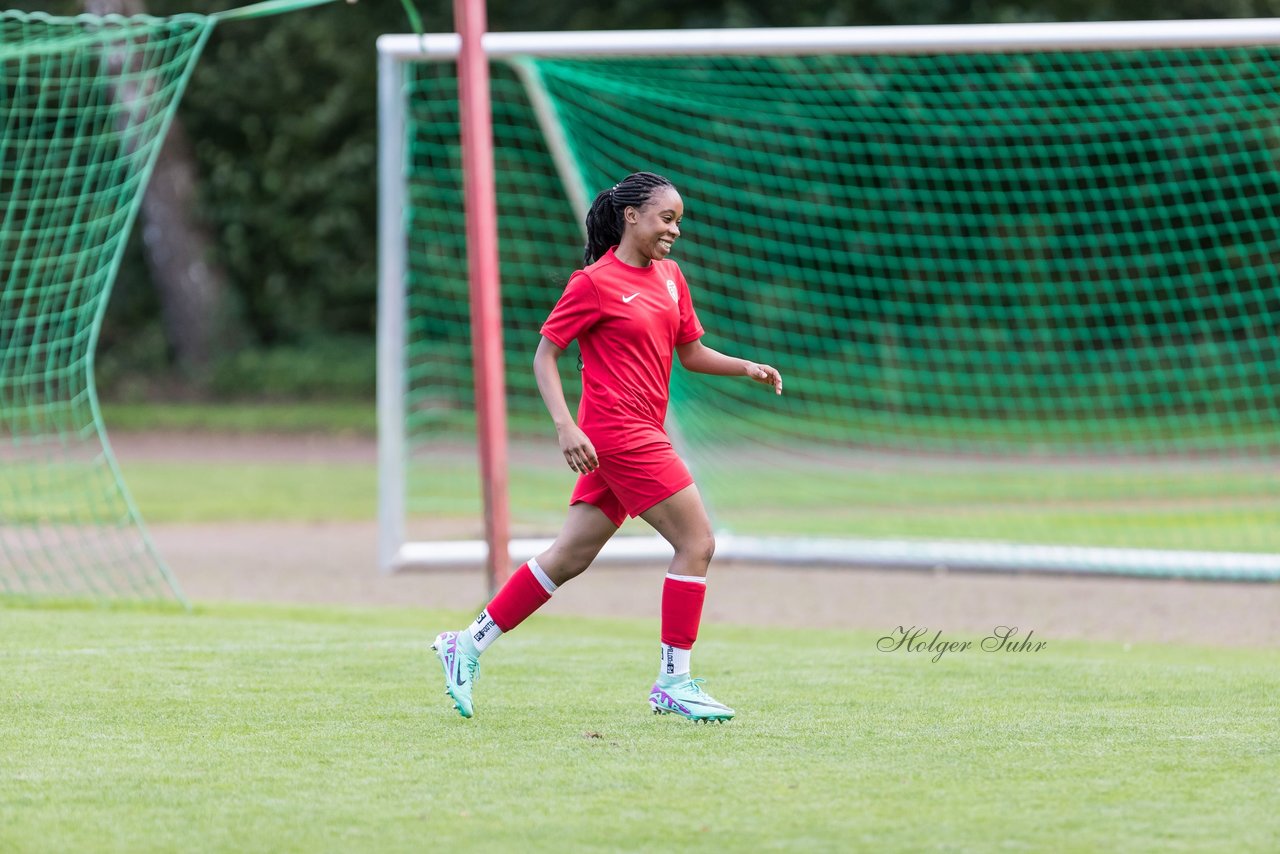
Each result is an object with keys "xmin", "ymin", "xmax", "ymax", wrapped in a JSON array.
[{"xmin": 10, "ymin": 0, "xmax": 1277, "ymax": 397}]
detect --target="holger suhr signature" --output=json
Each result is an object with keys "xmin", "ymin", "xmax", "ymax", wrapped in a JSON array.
[{"xmin": 877, "ymin": 626, "xmax": 1047, "ymax": 663}]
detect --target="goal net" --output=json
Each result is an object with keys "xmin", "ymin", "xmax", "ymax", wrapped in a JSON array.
[
  {"xmin": 0, "ymin": 10, "xmax": 217, "ymax": 603},
  {"xmin": 1, "ymin": 0, "xmax": 337, "ymax": 603},
  {"xmin": 379, "ymin": 20, "xmax": 1280, "ymax": 580}
]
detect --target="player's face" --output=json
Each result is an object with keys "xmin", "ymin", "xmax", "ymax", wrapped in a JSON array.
[{"xmin": 625, "ymin": 188, "xmax": 683, "ymax": 262}]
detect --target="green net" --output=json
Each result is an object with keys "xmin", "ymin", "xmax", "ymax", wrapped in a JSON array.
[
  {"xmin": 401, "ymin": 46, "xmax": 1280, "ymax": 578},
  {"xmin": 0, "ymin": 10, "xmax": 216, "ymax": 603}
]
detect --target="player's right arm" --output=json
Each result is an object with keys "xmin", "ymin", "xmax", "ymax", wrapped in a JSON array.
[{"xmin": 534, "ymin": 336, "xmax": 598, "ymax": 474}]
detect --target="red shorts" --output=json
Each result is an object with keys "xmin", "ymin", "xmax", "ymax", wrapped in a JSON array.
[{"xmin": 569, "ymin": 440, "xmax": 695, "ymax": 527}]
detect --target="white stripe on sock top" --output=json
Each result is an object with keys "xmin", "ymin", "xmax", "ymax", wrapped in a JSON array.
[
  {"xmin": 528, "ymin": 557, "xmax": 558, "ymax": 594},
  {"xmin": 665, "ymin": 572, "xmax": 706, "ymax": 584}
]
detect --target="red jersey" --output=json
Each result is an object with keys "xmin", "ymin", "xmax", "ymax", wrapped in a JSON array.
[{"xmin": 540, "ymin": 247, "xmax": 704, "ymax": 455}]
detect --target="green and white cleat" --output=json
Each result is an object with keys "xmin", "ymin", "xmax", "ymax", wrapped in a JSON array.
[
  {"xmin": 649, "ymin": 675, "xmax": 735, "ymax": 722},
  {"xmin": 431, "ymin": 631, "xmax": 479, "ymax": 719}
]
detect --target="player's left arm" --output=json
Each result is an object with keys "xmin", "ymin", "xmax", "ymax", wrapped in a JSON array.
[{"xmin": 676, "ymin": 339, "xmax": 783, "ymax": 395}]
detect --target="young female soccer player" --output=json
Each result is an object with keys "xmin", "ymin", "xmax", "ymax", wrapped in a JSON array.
[{"xmin": 432, "ymin": 171, "xmax": 783, "ymax": 722}]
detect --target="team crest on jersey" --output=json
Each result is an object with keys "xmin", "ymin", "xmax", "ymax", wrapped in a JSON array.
[{"xmin": 666, "ymin": 279, "xmax": 678, "ymax": 303}]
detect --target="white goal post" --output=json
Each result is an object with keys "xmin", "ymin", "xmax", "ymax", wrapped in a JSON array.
[{"xmin": 377, "ymin": 18, "xmax": 1280, "ymax": 581}]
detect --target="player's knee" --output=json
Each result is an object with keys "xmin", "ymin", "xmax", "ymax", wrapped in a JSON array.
[
  {"xmin": 544, "ymin": 541, "xmax": 599, "ymax": 579},
  {"xmin": 677, "ymin": 531, "xmax": 715, "ymax": 568}
]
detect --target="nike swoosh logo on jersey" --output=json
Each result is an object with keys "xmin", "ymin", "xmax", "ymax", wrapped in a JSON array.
[{"xmin": 622, "ymin": 293, "xmax": 641, "ymax": 303}]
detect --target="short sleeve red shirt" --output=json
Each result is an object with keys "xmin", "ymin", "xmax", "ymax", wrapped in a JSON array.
[{"xmin": 540, "ymin": 247, "xmax": 704, "ymax": 455}]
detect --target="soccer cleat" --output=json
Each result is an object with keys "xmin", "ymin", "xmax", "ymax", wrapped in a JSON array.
[
  {"xmin": 648, "ymin": 676, "xmax": 735, "ymax": 722},
  {"xmin": 431, "ymin": 631, "xmax": 479, "ymax": 719}
]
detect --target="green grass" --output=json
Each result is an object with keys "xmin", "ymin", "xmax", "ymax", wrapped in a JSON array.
[
  {"xmin": 60, "ymin": 400, "xmax": 1280, "ymax": 553},
  {"xmin": 106, "ymin": 455, "xmax": 1280, "ymax": 554},
  {"xmin": 102, "ymin": 401, "xmax": 375, "ymax": 436},
  {"xmin": 109, "ymin": 460, "xmax": 548, "ymax": 525},
  {"xmin": 2, "ymin": 601, "xmax": 1276, "ymax": 852},
  {"xmin": 120, "ymin": 461, "xmax": 381, "ymax": 523}
]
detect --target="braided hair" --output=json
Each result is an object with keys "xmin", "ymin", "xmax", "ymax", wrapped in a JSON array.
[{"xmin": 582, "ymin": 171, "xmax": 676, "ymax": 265}]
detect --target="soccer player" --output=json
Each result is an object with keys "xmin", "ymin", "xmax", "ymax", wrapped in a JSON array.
[{"xmin": 432, "ymin": 171, "xmax": 783, "ymax": 721}]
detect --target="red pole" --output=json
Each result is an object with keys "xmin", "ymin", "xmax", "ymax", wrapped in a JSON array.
[{"xmin": 455, "ymin": 0, "xmax": 511, "ymax": 594}]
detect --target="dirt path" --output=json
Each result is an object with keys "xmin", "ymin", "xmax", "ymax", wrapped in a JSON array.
[{"xmin": 151, "ymin": 519, "xmax": 1280, "ymax": 649}]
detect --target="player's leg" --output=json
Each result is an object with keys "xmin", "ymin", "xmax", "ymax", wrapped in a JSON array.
[
  {"xmin": 639, "ymin": 482, "xmax": 715, "ymax": 578},
  {"xmin": 432, "ymin": 491, "xmax": 621, "ymax": 719},
  {"xmin": 535, "ymin": 500, "xmax": 623, "ymax": 587},
  {"xmin": 640, "ymin": 483, "xmax": 734, "ymax": 722},
  {"xmin": 640, "ymin": 484, "xmax": 716, "ymax": 675},
  {"xmin": 476, "ymin": 500, "xmax": 619, "ymax": 644}
]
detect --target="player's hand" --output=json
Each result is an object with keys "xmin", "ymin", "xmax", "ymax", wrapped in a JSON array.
[
  {"xmin": 557, "ymin": 423, "xmax": 599, "ymax": 473},
  {"xmin": 745, "ymin": 362, "xmax": 783, "ymax": 395}
]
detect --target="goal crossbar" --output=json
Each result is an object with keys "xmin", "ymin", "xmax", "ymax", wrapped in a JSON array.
[{"xmin": 377, "ymin": 18, "xmax": 1280, "ymax": 59}]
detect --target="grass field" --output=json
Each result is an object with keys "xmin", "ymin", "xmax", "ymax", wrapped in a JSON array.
[
  {"xmin": 102, "ymin": 402, "xmax": 377, "ymax": 436},
  {"xmin": 92, "ymin": 402, "xmax": 1280, "ymax": 555},
  {"xmin": 5, "ymin": 405, "xmax": 1278, "ymax": 849},
  {"xmin": 105, "ymin": 455, "xmax": 1280, "ymax": 556},
  {"xmin": 2, "ymin": 601, "xmax": 1277, "ymax": 852}
]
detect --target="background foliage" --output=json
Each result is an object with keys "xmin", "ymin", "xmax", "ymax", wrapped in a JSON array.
[{"xmin": 14, "ymin": 0, "xmax": 1280, "ymax": 398}]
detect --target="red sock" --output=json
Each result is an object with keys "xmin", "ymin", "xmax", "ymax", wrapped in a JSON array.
[
  {"xmin": 485, "ymin": 562, "xmax": 553, "ymax": 632},
  {"xmin": 660, "ymin": 574, "xmax": 707, "ymax": 649}
]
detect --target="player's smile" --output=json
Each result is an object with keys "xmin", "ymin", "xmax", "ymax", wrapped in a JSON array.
[{"xmin": 630, "ymin": 186, "xmax": 682, "ymax": 262}]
